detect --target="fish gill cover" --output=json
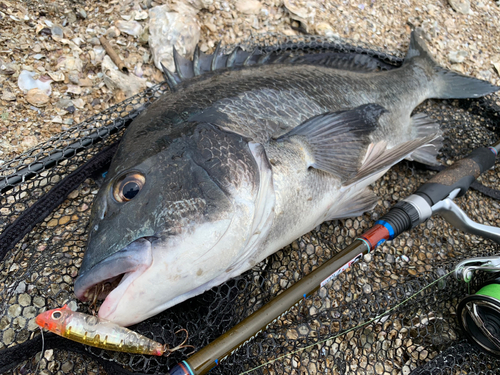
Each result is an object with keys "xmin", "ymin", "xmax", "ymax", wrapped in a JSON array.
[{"xmin": 1, "ymin": 34, "xmax": 500, "ymax": 375}]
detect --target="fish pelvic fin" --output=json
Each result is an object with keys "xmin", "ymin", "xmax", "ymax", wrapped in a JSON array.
[
  {"xmin": 327, "ymin": 187, "xmax": 378, "ymax": 221},
  {"xmin": 276, "ymin": 104, "xmax": 386, "ymax": 183},
  {"xmin": 405, "ymin": 28, "xmax": 500, "ymax": 99}
]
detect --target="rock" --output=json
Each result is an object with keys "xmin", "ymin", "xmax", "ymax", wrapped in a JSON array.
[
  {"xmin": 1, "ymin": 90, "xmax": 16, "ymax": 101},
  {"xmin": 235, "ymin": 0, "xmax": 262, "ymax": 14},
  {"xmin": 148, "ymin": 4, "xmax": 200, "ymax": 72},
  {"xmin": 115, "ymin": 20, "xmax": 143, "ymax": 37},
  {"xmin": 26, "ymin": 88, "xmax": 50, "ymax": 106},
  {"xmin": 448, "ymin": 0, "xmax": 470, "ymax": 14},
  {"xmin": 18, "ymin": 70, "xmax": 52, "ymax": 95},
  {"xmin": 449, "ymin": 50, "xmax": 468, "ymax": 63}
]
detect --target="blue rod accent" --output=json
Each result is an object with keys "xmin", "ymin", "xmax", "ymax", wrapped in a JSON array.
[
  {"xmin": 182, "ymin": 361, "xmax": 195, "ymax": 375},
  {"xmin": 374, "ymin": 220, "xmax": 395, "ymax": 240}
]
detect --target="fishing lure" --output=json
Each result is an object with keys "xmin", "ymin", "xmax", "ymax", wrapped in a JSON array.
[{"xmin": 36, "ymin": 305, "xmax": 192, "ymax": 356}]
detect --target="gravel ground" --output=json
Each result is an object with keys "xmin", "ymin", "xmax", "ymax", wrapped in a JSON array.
[{"xmin": 0, "ymin": 0, "xmax": 499, "ymax": 163}]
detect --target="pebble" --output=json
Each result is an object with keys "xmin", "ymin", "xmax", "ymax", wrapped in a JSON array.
[
  {"xmin": 8, "ymin": 304, "xmax": 21, "ymax": 317},
  {"xmin": 18, "ymin": 294, "xmax": 31, "ymax": 307},
  {"xmin": 135, "ymin": 10, "xmax": 149, "ymax": 20},
  {"xmin": 44, "ymin": 349, "xmax": 54, "ymax": 361},
  {"xmin": 478, "ymin": 70, "xmax": 492, "ymax": 81},
  {"xmin": 1, "ymin": 90, "xmax": 16, "ymax": 101},
  {"xmin": 50, "ymin": 25, "xmax": 64, "ymax": 41},
  {"xmin": 66, "ymin": 85, "xmax": 82, "ymax": 95},
  {"xmin": 448, "ymin": 0, "xmax": 471, "ymax": 14},
  {"xmin": 77, "ymin": 8, "xmax": 87, "ymax": 19},
  {"xmin": 235, "ymin": 0, "xmax": 262, "ymax": 14},
  {"xmin": 449, "ymin": 50, "xmax": 468, "ymax": 63},
  {"xmin": 68, "ymin": 72, "xmax": 80, "ymax": 85},
  {"xmin": 33, "ymin": 296, "xmax": 45, "ymax": 308},
  {"xmin": 105, "ymin": 26, "xmax": 121, "ymax": 38},
  {"xmin": 26, "ymin": 88, "xmax": 50, "ymax": 107}
]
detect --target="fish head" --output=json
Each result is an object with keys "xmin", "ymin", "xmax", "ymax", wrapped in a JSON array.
[
  {"xmin": 75, "ymin": 122, "xmax": 274, "ymax": 326},
  {"xmin": 36, "ymin": 304, "xmax": 72, "ymax": 334}
]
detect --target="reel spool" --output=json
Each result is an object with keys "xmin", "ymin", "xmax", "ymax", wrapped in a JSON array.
[{"xmin": 457, "ymin": 281, "xmax": 500, "ymax": 356}]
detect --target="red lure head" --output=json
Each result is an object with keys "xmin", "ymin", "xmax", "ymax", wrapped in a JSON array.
[{"xmin": 35, "ymin": 304, "xmax": 72, "ymax": 334}]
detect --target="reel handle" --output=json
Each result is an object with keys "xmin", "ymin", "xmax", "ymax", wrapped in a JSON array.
[
  {"xmin": 415, "ymin": 147, "xmax": 497, "ymax": 205},
  {"xmin": 376, "ymin": 144, "xmax": 499, "ymax": 240}
]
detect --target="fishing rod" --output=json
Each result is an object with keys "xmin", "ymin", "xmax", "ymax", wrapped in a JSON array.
[{"xmin": 167, "ymin": 141, "xmax": 500, "ymax": 375}]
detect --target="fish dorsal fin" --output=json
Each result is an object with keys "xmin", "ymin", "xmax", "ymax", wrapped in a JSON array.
[
  {"xmin": 288, "ymin": 53, "xmax": 382, "ymax": 72},
  {"xmin": 162, "ymin": 42, "xmax": 395, "ymax": 90},
  {"xmin": 276, "ymin": 104, "xmax": 386, "ymax": 182}
]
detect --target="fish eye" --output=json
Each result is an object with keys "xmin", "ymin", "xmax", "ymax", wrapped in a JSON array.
[
  {"xmin": 52, "ymin": 311, "xmax": 62, "ymax": 319},
  {"xmin": 113, "ymin": 172, "xmax": 146, "ymax": 203}
]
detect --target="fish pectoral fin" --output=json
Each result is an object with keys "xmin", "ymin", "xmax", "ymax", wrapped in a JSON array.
[
  {"xmin": 347, "ymin": 134, "xmax": 439, "ymax": 186},
  {"xmin": 276, "ymin": 104, "xmax": 387, "ymax": 182},
  {"xmin": 327, "ymin": 187, "xmax": 378, "ymax": 221}
]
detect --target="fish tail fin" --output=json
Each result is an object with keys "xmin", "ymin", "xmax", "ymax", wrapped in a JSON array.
[{"xmin": 404, "ymin": 29, "xmax": 499, "ymax": 99}]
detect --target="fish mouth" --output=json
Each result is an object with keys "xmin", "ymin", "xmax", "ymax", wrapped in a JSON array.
[{"xmin": 74, "ymin": 238, "xmax": 154, "ymax": 316}]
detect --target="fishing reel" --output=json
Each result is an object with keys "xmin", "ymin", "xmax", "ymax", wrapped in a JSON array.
[{"xmin": 455, "ymin": 257, "xmax": 500, "ymax": 356}]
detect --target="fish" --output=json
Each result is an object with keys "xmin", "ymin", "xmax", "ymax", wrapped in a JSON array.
[{"xmin": 74, "ymin": 29, "xmax": 499, "ymax": 326}]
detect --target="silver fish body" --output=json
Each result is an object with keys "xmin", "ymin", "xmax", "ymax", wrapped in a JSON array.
[{"xmin": 75, "ymin": 30, "xmax": 499, "ymax": 326}]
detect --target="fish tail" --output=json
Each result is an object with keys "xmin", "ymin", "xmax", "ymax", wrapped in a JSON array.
[{"xmin": 404, "ymin": 29, "xmax": 499, "ymax": 99}]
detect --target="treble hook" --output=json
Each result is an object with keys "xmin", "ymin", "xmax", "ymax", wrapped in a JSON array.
[{"xmin": 162, "ymin": 328, "xmax": 195, "ymax": 357}]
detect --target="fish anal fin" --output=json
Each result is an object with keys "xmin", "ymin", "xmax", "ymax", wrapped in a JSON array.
[
  {"xmin": 407, "ymin": 113, "xmax": 443, "ymax": 166},
  {"xmin": 348, "ymin": 134, "xmax": 440, "ymax": 186},
  {"xmin": 327, "ymin": 187, "xmax": 378, "ymax": 221},
  {"xmin": 277, "ymin": 104, "xmax": 387, "ymax": 182}
]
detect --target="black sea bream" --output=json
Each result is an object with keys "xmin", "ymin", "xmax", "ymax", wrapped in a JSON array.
[{"xmin": 74, "ymin": 30, "xmax": 499, "ymax": 326}]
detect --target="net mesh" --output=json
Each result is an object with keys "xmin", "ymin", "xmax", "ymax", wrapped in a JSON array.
[{"xmin": 1, "ymin": 35, "xmax": 500, "ymax": 375}]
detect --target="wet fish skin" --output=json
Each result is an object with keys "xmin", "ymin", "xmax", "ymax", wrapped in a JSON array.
[{"xmin": 75, "ymin": 30, "xmax": 499, "ymax": 326}]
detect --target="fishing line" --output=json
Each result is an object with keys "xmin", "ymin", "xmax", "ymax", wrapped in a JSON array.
[
  {"xmin": 34, "ymin": 327, "xmax": 45, "ymax": 375},
  {"xmin": 238, "ymin": 268, "xmax": 456, "ymax": 375}
]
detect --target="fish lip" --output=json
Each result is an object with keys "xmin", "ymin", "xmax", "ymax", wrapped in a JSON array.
[{"xmin": 74, "ymin": 238, "xmax": 154, "ymax": 302}]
